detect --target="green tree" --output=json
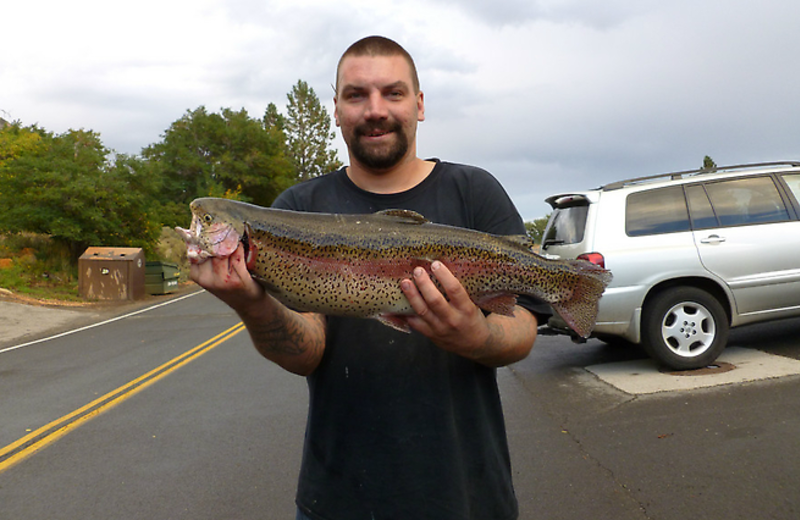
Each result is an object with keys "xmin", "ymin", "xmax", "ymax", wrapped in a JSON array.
[
  {"xmin": 284, "ymin": 80, "xmax": 342, "ymax": 180},
  {"xmin": 0, "ymin": 121, "xmax": 42, "ymax": 167},
  {"xmin": 142, "ymin": 106, "xmax": 294, "ymax": 226},
  {"xmin": 263, "ymin": 102, "xmax": 285, "ymax": 132},
  {"xmin": 525, "ymin": 215, "xmax": 551, "ymax": 244},
  {"xmin": 0, "ymin": 124, "xmax": 162, "ymax": 259},
  {"xmin": 703, "ymin": 155, "xmax": 717, "ymax": 170}
]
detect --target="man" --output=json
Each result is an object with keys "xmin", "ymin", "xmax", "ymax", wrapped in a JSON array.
[{"xmin": 192, "ymin": 36, "xmax": 545, "ymax": 520}]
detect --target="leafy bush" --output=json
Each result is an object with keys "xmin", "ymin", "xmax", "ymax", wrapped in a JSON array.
[{"xmin": 0, "ymin": 233, "xmax": 80, "ymax": 300}]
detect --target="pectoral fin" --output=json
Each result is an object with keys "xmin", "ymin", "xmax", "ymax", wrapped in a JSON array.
[
  {"xmin": 376, "ymin": 314, "xmax": 413, "ymax": 333},
  {"xmin": 474, "ymin": 293, "xmax": 518, "ymax": 317}
]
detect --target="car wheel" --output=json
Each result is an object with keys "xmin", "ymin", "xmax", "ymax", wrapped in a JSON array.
[{"xmin": 641, "ymin": 286, "xmax": 729, "ymax": 370}]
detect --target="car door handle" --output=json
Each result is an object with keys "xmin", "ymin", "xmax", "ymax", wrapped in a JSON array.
[{"xmin": 700, "ymin": 234, "xmax": 726, "ymax": 244}]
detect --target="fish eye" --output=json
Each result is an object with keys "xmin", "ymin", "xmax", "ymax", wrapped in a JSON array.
[{"xmin": 203, "ymin": 214, "xmax": 213, "ymax": 223}]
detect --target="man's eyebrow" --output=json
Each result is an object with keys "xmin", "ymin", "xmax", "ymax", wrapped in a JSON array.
[
  {"xmin": 340, "ymin": 80, "xmax": 411, "ymax": 92},
  {"xmin": 383, "ymin": 81, "xmax": 411, "ymax": 91}
]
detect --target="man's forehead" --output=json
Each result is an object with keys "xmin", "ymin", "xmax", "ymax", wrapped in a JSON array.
[{"xmin": 337, "ymin": 55, "xmax": 415, "ymax": 90}]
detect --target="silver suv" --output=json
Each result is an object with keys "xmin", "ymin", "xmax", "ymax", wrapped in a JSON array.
[{"xmin": 541, "ymin": 162, "xmax": 800, "ymax": 370}]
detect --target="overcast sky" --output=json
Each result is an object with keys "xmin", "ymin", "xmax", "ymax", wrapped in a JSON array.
[{"xmin": 4, "ymin": 0, "xmax": 800, "ymax": 220}]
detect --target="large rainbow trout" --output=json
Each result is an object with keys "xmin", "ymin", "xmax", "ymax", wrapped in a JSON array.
[{"xmin": 176, "ymin": 198, "xmax": 612, "ymax": 337}]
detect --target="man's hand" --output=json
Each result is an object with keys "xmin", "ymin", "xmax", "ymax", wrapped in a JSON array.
[
  {"xmin": 400, "ymin": 261, "xmax": 491, "ymax": 353},
  {"xmin": 189, "ymin": 243, "xmax": 265, "ymax": 313},
  {"xmin": 400, "ymin": 261, "xmax": 536, "ymax": 367},
  {"xmin": 189, "ymin": 243, "xmax": 326, "ymax": 376}
]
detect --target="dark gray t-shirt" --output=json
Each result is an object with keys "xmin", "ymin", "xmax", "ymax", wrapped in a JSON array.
[{"xmin": 273, "ymin": 161, "xmax": 543, "ymax": 520}]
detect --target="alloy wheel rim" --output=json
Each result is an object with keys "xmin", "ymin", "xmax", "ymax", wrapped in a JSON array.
[{"xmin": 660, "ymin": 302, "xmax": 716, "ymax": 358}]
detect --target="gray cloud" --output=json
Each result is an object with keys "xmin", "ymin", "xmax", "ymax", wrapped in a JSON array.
[
  {"xmin": 3, "ymin": 0, "xmax": 799, "ymax": 222},
  {"xmin": 430, "ymin": 0, "xmax": 660, "ymax": 29}
]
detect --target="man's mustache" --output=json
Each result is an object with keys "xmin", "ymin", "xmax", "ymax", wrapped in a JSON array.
[{"xmin": 355, "ymin": 121, "xmax": 403, "ymax": 137}]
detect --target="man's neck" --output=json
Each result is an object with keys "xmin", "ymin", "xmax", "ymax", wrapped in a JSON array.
[{"xmin": 346, "ymin": 157, "xmax": 435, "ymax": 194}]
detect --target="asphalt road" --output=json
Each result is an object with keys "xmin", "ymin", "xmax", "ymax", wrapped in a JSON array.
[{"xmin": 1, "ymin": 291, "xmax": 799, "ymax": 519}]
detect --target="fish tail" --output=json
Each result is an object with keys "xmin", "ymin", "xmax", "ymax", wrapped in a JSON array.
[{"xmin": 549, "ymin": 260, "xmax": 612, "ymax": 338}]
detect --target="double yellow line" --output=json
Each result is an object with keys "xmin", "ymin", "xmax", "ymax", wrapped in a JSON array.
[{"xmin": 0, "ymin": 322, "xmax": 245, "ymax": 474}]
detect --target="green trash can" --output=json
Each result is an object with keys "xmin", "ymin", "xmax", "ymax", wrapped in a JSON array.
[{"xmin": 145, "ymin": 261, "xmax": 180, "ymax": 295}]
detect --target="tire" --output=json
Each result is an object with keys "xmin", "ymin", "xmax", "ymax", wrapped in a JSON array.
[{"xmin": 641, "ymin": 286, "xmax": 729, "ymax": 370}]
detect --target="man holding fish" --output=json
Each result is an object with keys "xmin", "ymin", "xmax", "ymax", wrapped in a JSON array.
[{"xmin": 190, "ymin": 36, "xmax": 566, "ymax": 520}]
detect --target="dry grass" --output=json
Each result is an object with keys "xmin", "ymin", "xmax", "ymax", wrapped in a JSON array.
[
  {"xmin": 153, "ymin": 227, "xmax": 191, "ymax": 281},
  {"xmin": 0, "ymin": 228, "xmax": 192, "ymax": 302}
]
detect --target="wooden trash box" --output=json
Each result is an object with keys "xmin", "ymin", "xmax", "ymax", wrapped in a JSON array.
[{"xmin": 78, "ymin": 247, "xmax": 146, "ymax": 300}]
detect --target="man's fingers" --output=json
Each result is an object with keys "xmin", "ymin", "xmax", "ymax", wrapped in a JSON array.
[
  {"xmin": 401, "ymin": 270, "xmax": 441, "ymax": 328},
  {"xmin": 429, "ymin": 261, "xmax": 471, "ymax": 308},
  {"xmin": 401, "ymin": 263, "xmax": 457, "ymax": 329},
  {"xmin": 400, "ymin": 277, "xmax": 427, "ymax": 314},
  {"xmin": 399, "ymin": 261, "xmax": 491, "ymax": 353}
]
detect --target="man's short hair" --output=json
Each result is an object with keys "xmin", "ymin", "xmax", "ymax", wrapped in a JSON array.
[{"xmin": 336, "ymin": 36, "xmax": 420, "ymax": 94}]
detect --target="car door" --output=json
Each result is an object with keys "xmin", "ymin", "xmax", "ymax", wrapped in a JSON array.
[{"xmin": 687, "ymin": 175, "xmax": 800, "ymax": 320}]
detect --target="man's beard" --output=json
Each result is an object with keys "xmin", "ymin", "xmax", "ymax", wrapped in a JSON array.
[{"xmin": 349, "ymin": 120, "xmax": 409, "ymax": 171}]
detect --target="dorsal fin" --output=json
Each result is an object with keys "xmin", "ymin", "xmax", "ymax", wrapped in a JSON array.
[
  {"xmin": 503, "ymin": 234, "xmax": 538, "ymax": 251},
  {"xmin": 375, "ymin": 209, "xmax": 429, "ymax": 225}
]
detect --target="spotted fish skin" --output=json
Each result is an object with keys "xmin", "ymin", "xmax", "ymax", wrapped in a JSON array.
[{"xmin": 177, "ymin": 198, "xmax": 612, "ymax": 337}]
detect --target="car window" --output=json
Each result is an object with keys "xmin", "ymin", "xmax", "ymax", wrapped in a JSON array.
[
  {"xmin": 781, "ymin": 173, "xmax": 800, "ymax": 204},
  {"xmin": 626, "ymin": 186, "xmax": 690, "ymax": 236},
  {"xmin": 704, "ymin": 176, "xmax": 789, "ymax": 227},
  {"xmin": 543, "ymin": 206, "xmax": 588, "ymax": 245},
  {"xmin": 686, "ymin": 185, "xmax": 718, "ymax": 230}
]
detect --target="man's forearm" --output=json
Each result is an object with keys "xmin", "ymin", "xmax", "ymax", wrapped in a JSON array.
[
  {"xmin": 238, "ymin": 296, "xmax": 326, "ymax": 376},
  {"xmin": 187, "ymin": 246, "xmax": 326, "ymax": 376},
  {"xmin": 470, "ymin": 306, "xmax": 537, "ymax": 368}
]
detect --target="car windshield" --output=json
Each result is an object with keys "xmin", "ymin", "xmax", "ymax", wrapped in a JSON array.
[{"xmin": 543, "ymin": 206, "xmax": 588, "ymax": 247}]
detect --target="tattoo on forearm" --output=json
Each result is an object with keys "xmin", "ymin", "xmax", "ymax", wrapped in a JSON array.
[
  {"xmin": 475, "ymin": 320, "xmax": 505, "ymax": 361},
  {"xmin": 248, "ymin": 312, "xmax": 325, "ymax": 357}
]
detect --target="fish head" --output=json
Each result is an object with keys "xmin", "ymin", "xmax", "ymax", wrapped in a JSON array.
[{"xmin": 175, "ymin": 198, "xmax": 245, "ymax": 264}]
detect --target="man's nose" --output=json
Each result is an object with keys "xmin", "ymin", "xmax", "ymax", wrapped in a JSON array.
[{"xmin": 364, "ymin": 93, "xmax": 389, "ymax": 119}]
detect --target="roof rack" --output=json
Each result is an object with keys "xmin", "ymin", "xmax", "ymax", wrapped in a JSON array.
[{"xmin": 602, "ymin": 161, "xmax": 800, "ymax": 191}]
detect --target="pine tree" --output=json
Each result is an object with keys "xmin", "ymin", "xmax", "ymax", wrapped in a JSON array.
[
  {"xmin": 285, "ymin": 80, "xmax": 342, "ymax": 180},
  {"xmin": 263, "ymin": 103, "xmax": 285, "ymax": 132}
]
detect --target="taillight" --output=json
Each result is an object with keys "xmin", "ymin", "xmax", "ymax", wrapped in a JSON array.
[{"xmin": 577, "ymin": 252, "xmax": 605, "ymax": 268}]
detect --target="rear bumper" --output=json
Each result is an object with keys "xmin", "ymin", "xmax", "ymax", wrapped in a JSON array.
[{"xmin": 546, "ymin": 285, "xmax": 644, "ymax": 344}]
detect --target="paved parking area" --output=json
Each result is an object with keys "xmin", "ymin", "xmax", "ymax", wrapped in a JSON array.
[{"xmin": 587, "ymin": 346, "xmax": 800, "ymax": 394}]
